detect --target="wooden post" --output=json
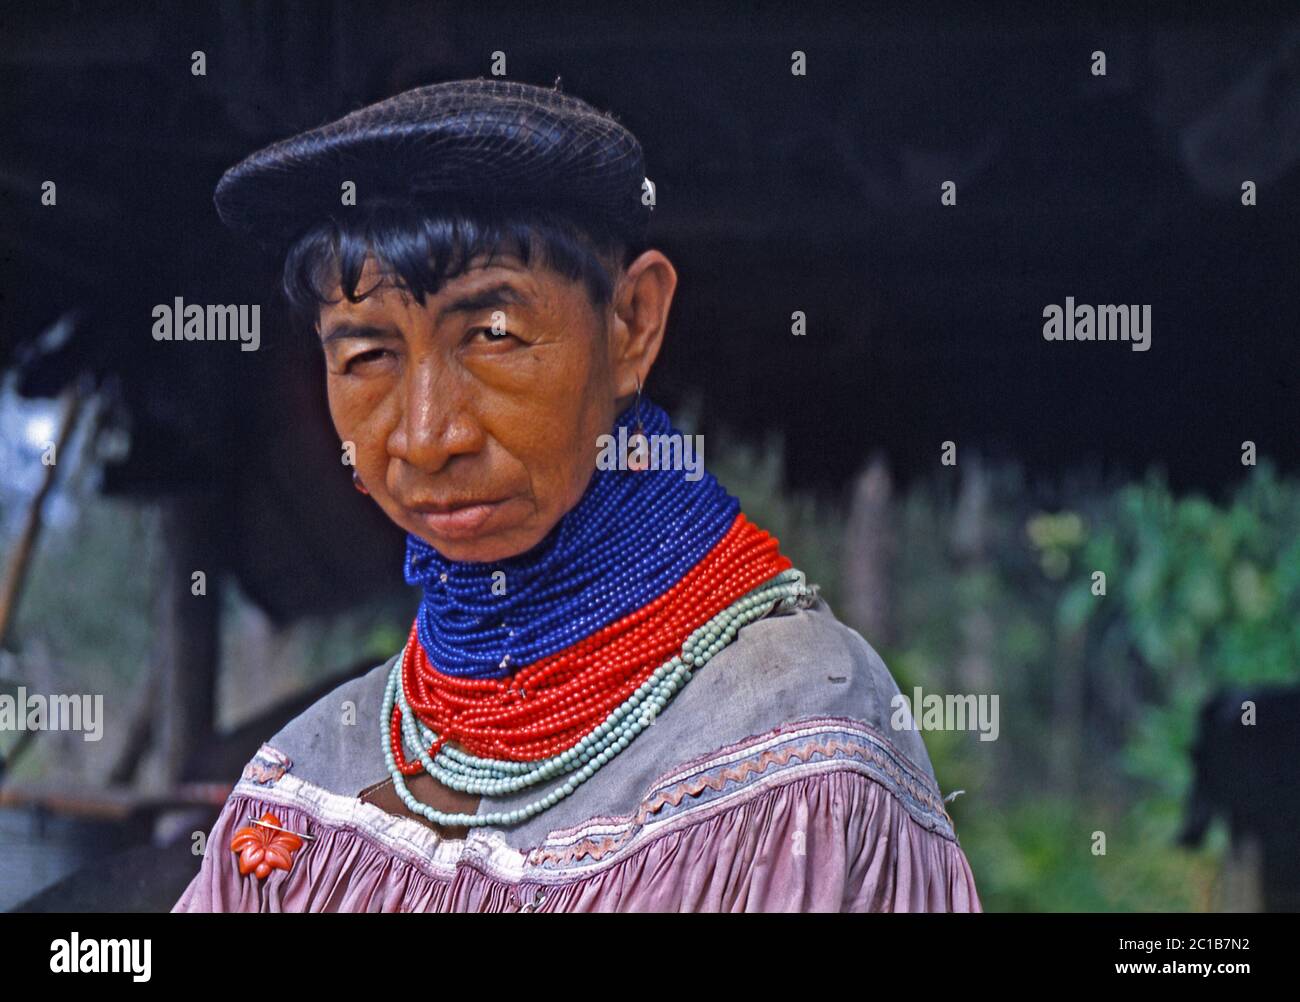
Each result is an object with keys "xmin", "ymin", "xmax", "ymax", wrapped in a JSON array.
[
  {"xmin": 842, "ymin": 454, "xmax": 894, "ymax": 645},
  {"xmin": 950, "ymin": 455, "xmax": 1000, "ymax": 797},
  {"xmin": 139, "ymin": 496, "xmax": 222, "ymax": 788}
]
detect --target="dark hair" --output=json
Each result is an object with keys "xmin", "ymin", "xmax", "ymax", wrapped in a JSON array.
[{"xmin": 282, "ymin": 200, "xmax": 641, "ymax": 328}]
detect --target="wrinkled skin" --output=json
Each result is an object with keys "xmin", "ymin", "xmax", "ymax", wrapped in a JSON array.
[{"xmin": 317, "ymin": 246, "xmax": 677, "ymax": 563}]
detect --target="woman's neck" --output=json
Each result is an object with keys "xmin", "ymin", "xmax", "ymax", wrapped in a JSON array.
[{"xmin": 404, "ymin": 398, "xmax": 740, "ymax": 679}]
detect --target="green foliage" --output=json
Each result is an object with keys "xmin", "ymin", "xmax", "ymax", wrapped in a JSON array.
[
  {"xmin": 1062, "ymin": 463, "xmax": 1300, "ymax": 801},
  {"xmin": 958, "ymin": 796, "xmax": 1223, "ymax": 912},
  {"xmin": 900, "ymin": 461, "xmax": 1299, "ymax": 910}
]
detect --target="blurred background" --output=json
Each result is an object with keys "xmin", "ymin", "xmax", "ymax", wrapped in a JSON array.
[{"xmin": 1, "ymin": 1, "xmax": 1297, "ymax": 911}]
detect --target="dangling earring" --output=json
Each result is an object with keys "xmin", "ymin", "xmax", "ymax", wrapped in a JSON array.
[
  {"xmin": 626, "ymin": 375, "xmax": 648, "ymax": 472},
  {"xmin": 352, "ymin": 469, "xmax": 369, "ymax": 495}
]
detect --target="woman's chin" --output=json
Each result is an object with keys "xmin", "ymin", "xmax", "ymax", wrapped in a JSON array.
[{"xmin": 408, "ymin": 509, "xmax": 545, "ymax": 564}]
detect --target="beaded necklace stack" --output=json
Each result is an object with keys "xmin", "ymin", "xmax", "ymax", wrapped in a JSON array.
[{"xmin": 383, "ymin": 398, "xmax": 814, "ymax": 828}]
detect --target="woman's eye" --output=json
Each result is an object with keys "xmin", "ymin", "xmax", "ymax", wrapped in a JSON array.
[{"xmin": 345, "ymin": 348, "xmax": 393, "ymax": 371}]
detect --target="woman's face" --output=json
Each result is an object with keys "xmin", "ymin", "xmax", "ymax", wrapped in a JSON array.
[{"xmin": 317, "ymin": 250, "xmax": 619, "ymax": 563}]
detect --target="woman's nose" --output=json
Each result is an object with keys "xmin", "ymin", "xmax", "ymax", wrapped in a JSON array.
[{"xmin": 389, "ymin": 365, "xmax": 484, "ymax": 473}]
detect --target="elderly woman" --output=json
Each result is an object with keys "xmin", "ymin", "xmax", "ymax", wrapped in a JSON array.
[{"xmin": 174, "ymin": 79, "xmax": 981, "ymax": 913}]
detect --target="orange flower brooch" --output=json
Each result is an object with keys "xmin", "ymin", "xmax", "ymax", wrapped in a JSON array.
[{"xmin": 230, "ymin": 812, "xmax": 311, "ymax": 879}]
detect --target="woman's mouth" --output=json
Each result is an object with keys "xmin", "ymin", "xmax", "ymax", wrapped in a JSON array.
[{"xmin": 410, "ymin": 498, "xmax": 510, "ymax": 540}]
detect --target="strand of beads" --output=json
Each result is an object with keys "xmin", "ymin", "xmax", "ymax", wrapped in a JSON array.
[
  {"xmin": 380, "ymin": 568, "xmax": 811, "ymax": 828},
  {"xmin": 395, "ymin": 513, "xmax": 791, "ymax": 768}
]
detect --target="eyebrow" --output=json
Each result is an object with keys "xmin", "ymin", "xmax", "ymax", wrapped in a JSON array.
[{"xmin": 319, "ymin": 323, "xmax": 398, "ymax": 347}]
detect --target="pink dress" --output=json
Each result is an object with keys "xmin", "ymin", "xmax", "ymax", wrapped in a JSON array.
[{"xmin": 174, "ymin": 593, "xmax": 982, "ymax": 912}]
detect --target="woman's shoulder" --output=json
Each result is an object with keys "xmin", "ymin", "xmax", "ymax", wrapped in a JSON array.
[
  {"xmin": 484, "ymin": 590, "xmax": 955, "ymax": 852},
  {"xmin": 251, "ymin": 654, "xmax": 399, "ymax": 798},
  {"xmin": 679, "ymin": 591, "xmax": 940, "ymax": 784}
]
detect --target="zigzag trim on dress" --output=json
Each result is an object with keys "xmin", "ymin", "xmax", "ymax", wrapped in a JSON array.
[{"xmin": 526, "ymin": 715, "xmax": 957, "ymax": 872}]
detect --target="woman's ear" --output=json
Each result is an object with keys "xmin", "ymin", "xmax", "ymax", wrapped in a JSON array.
[{"xmin": 610, "ymin": 249, "xmax": 677, "ymax": 398}]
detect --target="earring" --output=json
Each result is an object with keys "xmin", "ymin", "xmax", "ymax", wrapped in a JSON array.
[
  {"xmin": 626, "ymin": 375, "xmax": 648, "ymax": 472},
  {"xmin": 352, "ymin": 469, "xmax": 369, "ymax": 495}
]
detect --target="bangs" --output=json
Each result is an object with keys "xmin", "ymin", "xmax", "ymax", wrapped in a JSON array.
[{"xmin": 282, "ymin": 202, "xmax": 633, "ymax": 327}]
